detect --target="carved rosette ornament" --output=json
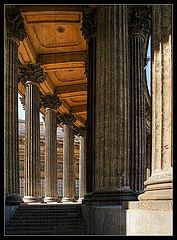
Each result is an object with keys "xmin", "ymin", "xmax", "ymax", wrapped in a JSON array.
[
  {"xmin": 40, "ymin": 94, "xmax": 62, "ymax": 110},
  {"xmin": 5, "ymin": 8, "xmax": 27, "ymax": 42},
  {"xmin": 128, "ymin": 5, "xmax": 151, "ymax": 39},
  {"xmin": 58, "ymin": 113, "xmax": 76, "ymax": 126},
  {"xmin": 81, "ymin": 6, "xmax": 98, "ymax": 41},
  {"xmin": 18, "ymin": 64, "xmax": 46, "ymax": 85}
]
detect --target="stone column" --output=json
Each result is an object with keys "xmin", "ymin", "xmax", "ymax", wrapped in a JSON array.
[
  {"xmin": 74, "ymin": 127, "xmax": 86, "ymax": 203},
  {"xmin": 128, "ymin": 6, "xmax": 151, "ymax": 195},
  {"xmin": 139, "ymin": 5, "xmax": 172, "ymax": 201},
  {"xmin": 59, "ymin": 114, "xmax": 76, "ymax": 203},
  {"xmin": 19, "ymin": 64, "xmax": 46, "ymax": 203},
  {"xmin": 81, "ymin": 6, "xmax": 97, "ymax": 193},
  {"xmin": 4, "ymin": 7, "xmax": 27, "ymax": 205},
  {"xmin": 84, "ymin": 5, "xmax": 137, "ymax": 205},
  {"xmin": 40, "ymin": 95, "xmax": 62, "ymax": 203}
]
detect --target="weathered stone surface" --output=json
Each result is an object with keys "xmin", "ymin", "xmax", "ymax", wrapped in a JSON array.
[{"xmin": 138, "ymin": 5, "xmax": 172, "ymax": 201}]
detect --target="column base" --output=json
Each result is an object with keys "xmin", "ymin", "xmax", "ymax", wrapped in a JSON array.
[
  {"xmin": 23, "ymin": 196, "xmax": 42, "ymax": 203},
  {"xmin": 77, "ymin": 197, "xmax": 84, "ymax": 203},
  {"xmin": 5, "ymin": 194, "xmax": 23, "ymax": 206},
  {"xmin": 61, "ymin": 197, "xmax": 74, "ymax": 203},
  {"xmin": 138, "ymin": 170, "xmax": 173, "ymax": 201},
  {"xmin": 44, "ymin": 197, "xmax": 58, "ymax": 203},
  {"xmin": 83, "ymin": 188, "xmax": 137, "ymax": 206}
]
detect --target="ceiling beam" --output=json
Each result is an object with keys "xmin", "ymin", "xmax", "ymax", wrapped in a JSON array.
[
  {"xmin": 37, "ymin": 51, "xmax": 87, "ymax": 66},
  {"xmin": 55, "ymin": 82, "xmax": 87, "ymax": 95},
  {"xmin": 71, "ymin": 104, "xmax": 87, "ymax": 114}
]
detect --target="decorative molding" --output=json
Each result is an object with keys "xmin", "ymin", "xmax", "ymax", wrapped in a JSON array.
[
  {"xmin": 19, "ymin": 64, "xmax": 46, "ymax": 85},
  {"xmin": 81, "ymin": 6, "xmax": 98, "ymax": 41},
  {"xmin": 40, "ymin": 94, "xmax": 62, "ymax": 110},
  {"xmin": 5, "ymin": 8, "xmax": 27, "ymax": 41},
  {"xmin": 128, "ymin": 6, "xmax": 151, "ymax": 37}
]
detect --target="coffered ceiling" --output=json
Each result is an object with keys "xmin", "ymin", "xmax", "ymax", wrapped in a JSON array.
[{"xmin": 17, "ymin": 5, "xmax": 87, "ymax": 127}]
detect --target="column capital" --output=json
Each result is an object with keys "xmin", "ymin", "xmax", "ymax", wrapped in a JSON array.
[
  {"xmin": 58, "ymin": 113, "xmax": 76, "ymax": 126},
  {"xmin": 81, "ymin": 6, "xmax": 98, "ymax": 41},
  {"xmin": 128, "ymin": 5, "xmax": 151, "ymax": 38},
  {"xmin": 5, "ymin": 8, "xmax": 27, "ymax": 42},
  {"xmin": 40, "ymin": 94, "xmax": 62, "ymax": 110},
  {"xmin": 19, "ymin": 64, "xmax": 46, "ymax": 85},
  {"xmin": 73, "ymin": 126, "xmax": 86, "ymax": 138},
  {"xmin": 19, "ymin": 96, "xmax": 25, "ymax": 110}
]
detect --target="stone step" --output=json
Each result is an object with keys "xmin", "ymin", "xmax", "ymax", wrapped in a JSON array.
[
  {"xmin": 6, "ymin": 224, "xmax": 86, "ymax": 231},
  {"xmin": 6, "ymin": 230, "xmax": 86, "ymax": 235},
  {"xmin": 6, "ymin": 204, "xmax": 86, "ymax": 235},
  {"xmin": 9, "ymin": 218, "xmax": 83, "ymax": 224}
]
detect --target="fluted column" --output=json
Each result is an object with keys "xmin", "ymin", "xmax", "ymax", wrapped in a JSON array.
[
  {"xmin": 40, "ymin": 95, "xmax": 62, "ymax": 203},
  {"xmin": 4, "ymin": 7, "xmax": 27, "ymax": 205},
  {"xmin": 19, "ymin": 64, "xmax": 46, "ymax": 203},
  {"xmin": 74, "ymin": 127, "xmax": 86, "ymax": 203},
  {"xmin": 84, "ymin": 5, "xmax": 137, "ymax": 205},
  {"xmin": 128, "ymin": 6, "xmax": 151, "ymax": 195},
  {"xmin": 81, "ymin": 6, "xmax": 97, "ymax": 193},
  {"xmin": 139, "ymin": 5, "xmax": 172, "ymax": 201},
  {"xmin": 59, "ymin": 114, "xmax": 76, "ymax": 203}
]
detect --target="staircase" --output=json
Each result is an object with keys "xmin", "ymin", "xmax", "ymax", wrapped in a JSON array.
[{"xmin": 5, "ymin": 204, "xmax": 87, "ymax": 235}]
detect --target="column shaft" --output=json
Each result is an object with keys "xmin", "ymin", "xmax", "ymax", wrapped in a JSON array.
[
  {"xmin": 4, "ymin": 37, "xmax": 21, "ymax": 203},
  {"xmin": 78, "ymin": 135, "xmax": 86, "ymax": 202},
  {"xmin": 44, "ymin": 108, "xmax": 57, "ymax": 202},
  {"xmin": 129, "ymin": 35, "xmax": 146, "ymax": 193},
  {"xmin": 24, "ymin": 82, "xmax": 41, "ymax": 202},
  {"xmin": 5, "ymin": 8, "xmax": 26, "ymax": 205},
  {"xmin": 62, "ymin": 124, "xmax": 75, "ymax": 202},
  {"xmin": 83, "ymin": 6, "xmax": 136, "ymax": 205}
]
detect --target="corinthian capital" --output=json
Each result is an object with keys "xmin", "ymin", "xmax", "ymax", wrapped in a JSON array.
[
  {"xmin": 128, "ymin": 5, "xmax": 151, "ymax": 37},
  {"xmin": 73, "ymin": 126, "xmax": 86, "ymax": 137},
  {"xmin": 5, "ymin": 8, "xmax": 27, "ymax": 41},
  {"xmin": 40, "ymin": 94, "xmax": 62, "ymax": 110},
  {"xmin": 19, "ymin": 64, "xmax": 46, "ymax": 85},
  {"xmin": 58, "ymin": 113, "xmax": 76, "ymax": 126},
  {"xmin": 81, "ymin": 6, "xmax": 97, "ymax": 41}
]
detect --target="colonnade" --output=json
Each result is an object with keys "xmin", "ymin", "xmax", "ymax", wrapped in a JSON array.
[
  {"xmin": 5, "ymin": 5, "xmax": 172, "ymax": 206},
  {"xmin": 5, "ymin": 7, "xmax": 86, "ymax": 204}
]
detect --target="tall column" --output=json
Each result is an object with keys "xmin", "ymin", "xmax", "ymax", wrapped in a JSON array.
[
  {"xmin": 139, "ymin": 5, "xmax": 172, "ymax": 201},
  {"xmin": 74, "ymin": 127, "xmax": 86, "ymax": 203},
  {"xmin": 81, "ymin": 6, "xmax": 97, "ymax": 193},
  {"xmin": 40, "ymin": 94, "xmax": 62, "ymax": 203},
  {"xmin": 128, "ymin": 6, "xmax": 151, "ymax": 195},
  {"xmin": 84, "ymin": 5, "xmax": 137, "ymax": 205},
  {"xmin": 4, "ymin": 7, "xmax": 27, "ymax": 205},
  {"xmin": 19, "ymin": 64, "xmax": 46, "ymax": 203},
  {"xmin": 58, "ymin": 114, "xmax": 76, "ymax": 203}
]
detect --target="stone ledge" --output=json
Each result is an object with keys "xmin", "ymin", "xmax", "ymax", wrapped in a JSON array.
[{"xmin": 122, "ymin": 200, "xmax": 173, "ymax": 211}]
